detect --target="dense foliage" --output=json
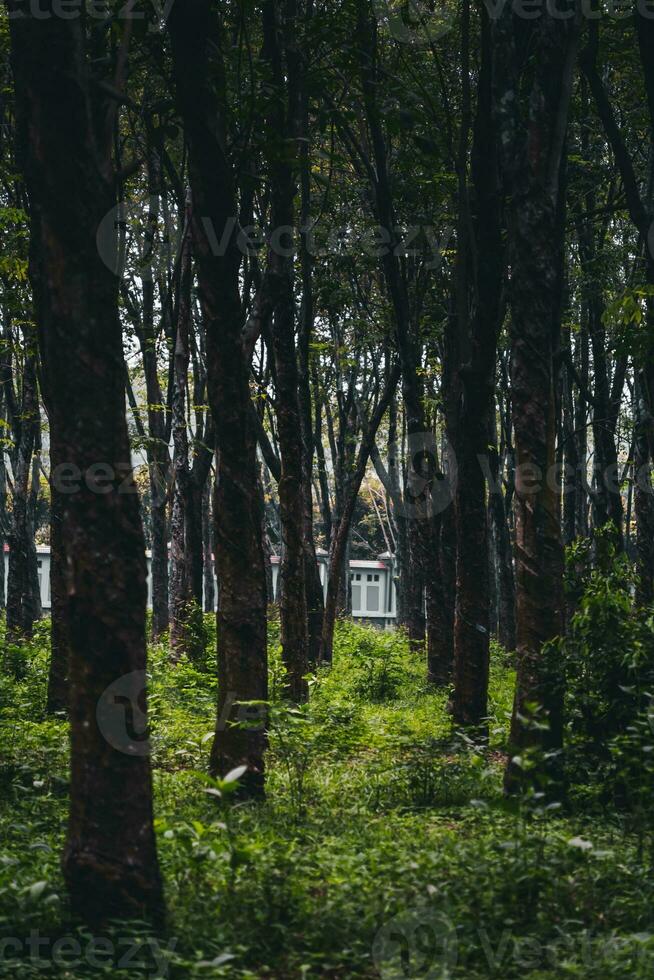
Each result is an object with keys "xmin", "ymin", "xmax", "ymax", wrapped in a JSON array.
[{"xmin": 2, "ymin": 597, "xmax": 654, "ymax": 978}]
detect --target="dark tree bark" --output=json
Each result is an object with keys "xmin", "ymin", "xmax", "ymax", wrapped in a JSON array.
[
  {"xmin": 487, "ymin": 431, "xmax": 516, "ymax": 653},
  {"xmin": 8, "ymin": 6, "xmax": 164, "ymax": 924},
  {"xmin": 296, "ymin": 8, "xmax": 325, "ymax": 669},
  {"xmin": 169, "ymin": 0, "xmax": 268, "ymax": 796},
  {"xmin": 451, "ymin": 4, "xmax": 505, "ymax": 730},
  {"xmin": 261, "ymin": 0, "xmax": 310, "ymax": 701},
  {"xmin": 493, "ymin": 10, "xmax": 578, "ymax": 791}
]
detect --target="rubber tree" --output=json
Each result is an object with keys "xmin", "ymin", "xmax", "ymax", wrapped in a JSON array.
[
  {"xmin": 261, "ymin": 0, "xmax": 310, "ymax": 700},
  {"xmin": 7, "ymin": 4, "xmax": 164, "ymax": 923},
  {"xmin": 450, "ymin": 0, "xmax": 505, "ymax": 731},
  {"xmin": 169, "ymin": 0, "xmax": 269, "ymax": 796},
  {"xmin": 492, "ymin": 5, "xmax": 579, "ymax": 791}
]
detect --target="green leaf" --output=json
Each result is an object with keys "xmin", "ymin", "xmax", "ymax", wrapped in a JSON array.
[
  {"xmin": 28, "ymin": 881, "xmax": 47, "ymax": 901},
  {"xmin": 223, "ymin": 765, "xmax": 248, "ymax": 784}
]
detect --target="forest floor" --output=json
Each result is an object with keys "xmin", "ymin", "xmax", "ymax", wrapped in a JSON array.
[{"xmin": 1, "ymin": 619, "xmax": 654, "ymax": 978}]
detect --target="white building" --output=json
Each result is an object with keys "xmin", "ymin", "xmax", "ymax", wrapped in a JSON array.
[{"xmin": 4, "ymin": 545, "xmax": 398, "ymax": 627}]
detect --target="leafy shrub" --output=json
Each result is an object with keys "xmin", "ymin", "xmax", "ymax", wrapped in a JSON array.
[
  {"xmin": 326, "ymin": 620, "xmax": 412, "ymax": 702},
  {"xmin": 562, "ymin": 531, "xmax": 654, "ymax": 743}
]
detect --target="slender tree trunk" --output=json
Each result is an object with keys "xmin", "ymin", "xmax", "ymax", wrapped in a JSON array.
[
  {"xmin": 313, "ymin": 386, "xmax": 333, "ymax": 545},
  {"xmin": 577, "ymin": 216, "xmax": 623, "ymax": 539},
  {"xmin": 139, "ymin": 136, "xmax": 171, "ymax": 640},
  {"xmin": 297, "ymin": 12, "xmax": 324, "ymax": 669},
  {"xmin": 262, "ymin": 0, "xmax": 310, "ymax": 701},
  {"xmin": 451, "ymin": 7, "xmax": 504, "ymax": 729},
  {"xmin": 28, "ymin": 426, "xmax": 42, "ymax": 623},
  {"xmin": 562, "ymin": 354, "xmax": 578, "ymax": 547},
  {"xmin": 170, "ymin": 0, "xmax": 268, "ymax": 795},
  {"xmin": 487, "ymin": 441, "xmax": 516, "ymax": 652},
  {"xmin": 169, "ymin": 197, "xmax": 204, "ymax": 662},
  {"xmin": 574, "ymin": 328, "xmax": 590, "ymax": 538},
  {"xmin": 203, "ymin": 476, "xmax": 215, "ymax": 612}
]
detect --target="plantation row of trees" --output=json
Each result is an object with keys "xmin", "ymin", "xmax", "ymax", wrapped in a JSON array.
[{"xmin": 1, "ymin": 0, "xmax": 654, "ymax": 928}]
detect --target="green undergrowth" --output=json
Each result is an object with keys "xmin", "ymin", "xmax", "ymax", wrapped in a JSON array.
[{"xmin": 1, "ymin": 618, "xmax": 654, "ymax": 977}]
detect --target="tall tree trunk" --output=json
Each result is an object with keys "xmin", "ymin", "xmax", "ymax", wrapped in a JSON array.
[
  {"xmin": 9, "ymin": 7, "xmax": 164, "ymax": 923},
  {"xmin": 493, "ymin": 10, "xmax": 578, "ymax": 791},
  {"xmin": 262, "ymin": 0, "xmax": 310, "ymax": 701},
  {"xmin": 169, "ymin": 0, "xmax": 268, "ymax": 796},
  {"xmin": 297, "ymin": 9, "xmax": 324, "ymax": 669},
  {"xmin": 451, "ymin": 5, "xmax": 504, "ymax": 730}
]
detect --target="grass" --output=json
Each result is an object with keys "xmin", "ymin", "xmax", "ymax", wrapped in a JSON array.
[{"xmin": 1, "ymin": 619, "xmax": 654, "ymax": 977}]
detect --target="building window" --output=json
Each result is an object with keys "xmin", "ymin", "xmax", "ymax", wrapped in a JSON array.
[{"xmin": 367, "ymin": 586, "xmax": 380, "ymax": 612}]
